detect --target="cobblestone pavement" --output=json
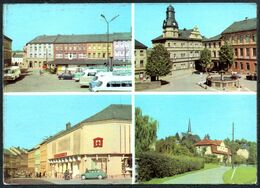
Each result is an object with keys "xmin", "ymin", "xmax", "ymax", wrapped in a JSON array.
[
  {"xmin": 143, "ymin": 69, "xmax": 256, "ymax": 92},
  {"xmin": 4, "ymin": 69, "xmax": 90, "ymax": 92},
  {"xmin": 163, "ymin": 166, "xmax": 230, "ymax": 184},
  {"xmin": 4, "ymin": 177, "xmax": 132, "ymax": 185}
]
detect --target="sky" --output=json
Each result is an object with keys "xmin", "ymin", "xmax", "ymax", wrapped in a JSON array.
[
  {"xmin": 135, "ymin": 94, "xmax": 256, "ymax": 142},
  {"xmin": 135, "ymin": 3, "xmax": 257, "ymax": 47},
  {"xmin": 3, "ymin": 3, "xmax": 131, "ymax": 50},
  {"xmin": 4, "ymin": 95, "xmax": 131, "ymax": 149}
]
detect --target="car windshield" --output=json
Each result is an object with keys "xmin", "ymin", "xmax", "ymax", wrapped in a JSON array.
[
  {"xmin": 93, "ymin": 76, "xmax": 98, "ymax": 81},
  {"xmin": 4, "ymin": 69, "xmax": 14, "ymax": 74}
]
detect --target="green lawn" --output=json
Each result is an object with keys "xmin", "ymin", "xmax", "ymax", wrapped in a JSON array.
[
  {"xmin": 142, "ymin": 163, "xmax": 219, "ymax": 184},
  {"xmin": 223, "ymin": 166, "xmax": 256, "ymax": 184}
]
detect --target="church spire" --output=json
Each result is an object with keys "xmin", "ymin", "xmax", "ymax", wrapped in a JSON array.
[{"xmin": 187, "ymin": 118, "xmax": 192, "ymax": 134}]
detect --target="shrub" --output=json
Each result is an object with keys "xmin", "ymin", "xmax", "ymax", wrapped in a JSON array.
[
  {"xmin": 203, "ymin": 154, "xmax": 219, "ymax": 163},
  {"xmin": 137, "ymin": 152, "xmax": 204, "ymax": 182}
]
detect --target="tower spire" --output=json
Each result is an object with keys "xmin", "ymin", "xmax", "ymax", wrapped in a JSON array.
[{"xmin": 187, "ymin": 118, "xmax": 192, "ymax": 134}]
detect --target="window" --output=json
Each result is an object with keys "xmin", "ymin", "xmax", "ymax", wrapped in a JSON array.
[
  {"xmin": 168, "ymin": 42, "xmax": 170, "ymax": 47},
  {"xmin": 209, "ymin": 43, "xmax": 211, "ymax": 48},
  {"xmin": 213, "ymin": 51, "xmax": 216, "ymax": 57},
  {"xmin": 240, "ymin": 35, "xmax": 243, "ymax": 43},
  {"xmin": 235, "ymin": 62, "xmax": 238, "ymax": 69},
  {"xmin": 253, "ymin": 34, "xmax": 256, "ymax": 42},
  {"xmin": 246, "ymin": 63, "xmax": 250, "ymax": 70},
  {"xmin": 234, "ymin": 48, "xmax": 238, "ymax": 56},
  {"xmin": 246, "ymin": 35, "xmax": 250, "ymax": 43},
  {"xmin": 240, "ymin": 62, "xmax": 244, "ymax": 70},
  {"xmin": 56, "ymin": 54, "xmax": 63, "ymax": 59},
  {"xmin": 218, "ymin": 42, "xmax": 221, "ymax": 47},
  {"xmin": 140, "ymin": 50, "xmax": 144, "ymax": 56},
  {"xmin": 103, "ymin": 53, "xmax": 106, "ymax": 58},
  {"xmin": 140, "ymin": 60, "xmax": 144, "ymax": 68},
  {"xmin": 246, "ymin": 48, "xmax": 250, "ymax": 57},
  {"xmin": 213, "ymin": 43, "xmax": 216, "ymax": 48},
  {"xmin": 181, "ymin": 53, "xmax": 185, "ymax": 57},
  {"xmin": 253, "ymin": 48, "xmax": 256, "ymax": 57},
  {"xmin": 240, "ymin": 48, "xmax": 244, "ymax": 57}
]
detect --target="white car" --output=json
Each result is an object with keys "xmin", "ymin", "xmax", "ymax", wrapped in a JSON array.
[
  {"xmin": 79, "ymin": 69, "xmax": 98, "ymax": 87},
  {"xmin": 4, "ymin": 66, "xmax": 21, "ymax": 81}
]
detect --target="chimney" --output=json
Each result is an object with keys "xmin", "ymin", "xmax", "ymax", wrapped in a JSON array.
[{"xmin": 66, "ymin": 122, "xmax": 71, "ymax": 130}]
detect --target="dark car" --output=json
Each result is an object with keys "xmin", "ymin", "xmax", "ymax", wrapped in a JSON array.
[{"xmin": 58, "ymin": 72, "xmax": 73, "ymax": 80}]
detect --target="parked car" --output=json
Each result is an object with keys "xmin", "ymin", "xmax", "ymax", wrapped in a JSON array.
[
  {"xmin": 79, "ymin": 69, "xmax": 97, "ymax": 87},
  {"xmin": 73, "ymin": 71, "xmax": 85, "ymax": 81},
  {"xmin": 4, "ymin": 66, "xmax": 21, "ymax": 81},
  {"xmin": 58, "ymin": 72, "xmax": 73, "ymax": 80},
  {"xmin": 81, "ymin": 169, "xmax": 107, "ymax": 180}
]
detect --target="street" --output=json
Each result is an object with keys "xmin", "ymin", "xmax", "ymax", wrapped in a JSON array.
[
  {"xmin": 4, "ymin": 70, "xmax": 91, "ymax": 92},
  {"xmin": 144, "ymin": 69, "xmax": 256, "ymax": 92},
  {"xmin": 4, "ymin": 177, "xmax": 132, "ymax": 185},
  {"xmin": 163, "ymin": 166, "xmax": 231, "ymax": 184}
]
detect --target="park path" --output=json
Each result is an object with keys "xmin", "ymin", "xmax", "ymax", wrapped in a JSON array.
[{"xmin": 163, "ymin": 166, "xmax": 230, "ymax": 184}]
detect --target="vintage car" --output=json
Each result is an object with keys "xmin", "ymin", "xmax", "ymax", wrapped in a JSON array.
[
  {"xmin": 58, "ymin": 72, "xmax": 73, "ymax": 80},
  {"xmin": 81, "ymin": 169, "xmax": 107, "ymax": 180}
]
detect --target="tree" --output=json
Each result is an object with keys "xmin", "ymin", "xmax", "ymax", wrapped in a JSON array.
[
  {"xmin": 135, "ymin": 107, "xmax": 158, "ymax": 154},
  {"xmin": 199, "ymin": 48, "xmax": 213, "ymax": 72},
  {"xmin": 219, "ymin": 42, "xmax": 234, "ymax": 71},
  {"xmin": 146, "ymin": 44, "xmax": 172, "ymax": 81}
]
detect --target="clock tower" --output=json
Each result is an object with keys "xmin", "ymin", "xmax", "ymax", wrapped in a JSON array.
[{"xmin": 163, "ymin": 5, "xmax": 179, "ymax": 38}]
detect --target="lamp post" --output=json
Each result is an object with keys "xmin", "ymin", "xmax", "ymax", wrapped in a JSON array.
[{"xmin": 101, "ymin": 14, "xmax": 119, "ymax": 71}]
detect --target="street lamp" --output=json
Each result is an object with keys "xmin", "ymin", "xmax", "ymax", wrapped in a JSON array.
[{"xmin": 101, "ymin": 14, "xmax": 119, "ymax": 71}]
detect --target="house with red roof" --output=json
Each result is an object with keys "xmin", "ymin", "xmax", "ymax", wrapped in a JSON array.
[{"xmin": 195, "ymin": 137, "xmax": 231, "ymax": 163}]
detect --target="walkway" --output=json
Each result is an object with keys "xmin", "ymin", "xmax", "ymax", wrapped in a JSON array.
[{"xmin": 163, "ymin": 166, "xmax": 230, "ymax": 184}]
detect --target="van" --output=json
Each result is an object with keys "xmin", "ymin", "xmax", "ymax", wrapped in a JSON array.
[
  {"xmin": 89, "ymin": 75, "xmax": 132, "ymax": 92},
  {"xmin": 79, "ymin": 69, "xmax": 98, "ymax": 87},
  {"xmin": 4, "ymin": 66, "xmax": 21, "ymax": 81}
]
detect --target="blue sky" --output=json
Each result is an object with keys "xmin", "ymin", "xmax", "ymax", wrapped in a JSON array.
[
  {"xmin": 135, "ymin": 94, "xmax": 256, "ymax": 142},
  {"xmin": 3, "ymin": 3, "xmax": 131, "ymax": 50},
  {"xmin": 135, "ymin": 3, "xmax": 256, "ymax": 47},
  {"xmin": 4, "ymin": 95, "xmax": 131, "ymax": 149}
]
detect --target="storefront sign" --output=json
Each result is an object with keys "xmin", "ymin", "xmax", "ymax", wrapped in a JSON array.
[
  {"xmin": 93, "ymin": 137, "xmax": 103, "ymax": 148},
  {"xmin": 54, "ymin": 152, "xmax": 67, "ymax": 158}
]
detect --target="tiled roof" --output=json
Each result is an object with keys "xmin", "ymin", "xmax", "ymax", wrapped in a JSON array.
[
  {"xmin": 222, "ymin": 18, "xmax": 256, "ymax": 34},
  {"xmin": 27, "ymin": 32, "xmax": 131, "ymax": 44},
  {"xmin": 4, "ymin": 35, "xmax": 12, "ymax": 41},
  {"xmin": 202, "ymin": 34, "xmax": 222, "ymax": 42},
  {"xmin": 135, "ymin": 40, "xmax": 148, "ymax": 49},
  {"xmin": 46, "ymin": 59, "xmax": 131, "ymax": 65},
  {"xmin": 152, "ymin": 29, "xmax": 202, "ymax": 42},
  {"xmin": 195, "ymin": 138, "xmax": 222, "ymax": 146},
  {"xmin": 46, "ymin": 104, "xmax": 131, "ymax": 143}
]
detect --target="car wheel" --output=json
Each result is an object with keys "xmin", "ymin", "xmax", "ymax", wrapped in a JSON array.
[
  {"xmin": 81, "ymin": 175, "xmax": 86, "ymax": 180},
  {"xmin": 97, "ymin": 175, "xmax": 103, "ymax": 180}
]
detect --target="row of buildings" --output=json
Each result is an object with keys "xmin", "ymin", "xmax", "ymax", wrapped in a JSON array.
[
  {"xmin": 24, "ymin": 32, "xmax": 131, "ymax": 71},
  {"xmin": 4, "ymin": 104, "xmax": 132, "ymax": 179},
  {"xmin": 134, "ymin": 5, "xmax": 257, "ymax": 79}
]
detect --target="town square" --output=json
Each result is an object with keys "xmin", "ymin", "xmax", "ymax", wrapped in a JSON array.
[{"xmin": 134, "ymin": 3, "xmax": 257, "ymax": 92}]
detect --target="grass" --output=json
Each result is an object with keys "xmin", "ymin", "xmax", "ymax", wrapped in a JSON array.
[
  {"xmin": 223, "ymin": 165, "xmax": 256, "ymax": 184},
  {"xmin": 142, "ymin": 163, "xmax": 219, "ymax": 184}
]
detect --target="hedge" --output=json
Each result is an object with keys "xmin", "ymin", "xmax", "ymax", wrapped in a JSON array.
[
  {"xmin": 137, "ymin": 152, "xmax": 204, "ymax": 181},
  {"xmin": 203, "ymin": 154, "xmax": 219, "ymax": 164}
]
